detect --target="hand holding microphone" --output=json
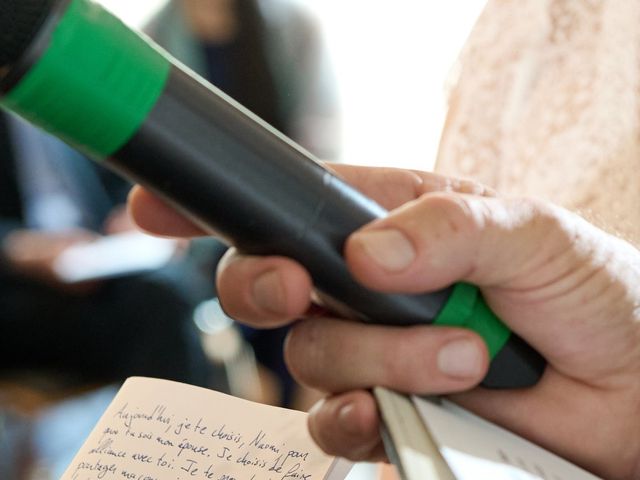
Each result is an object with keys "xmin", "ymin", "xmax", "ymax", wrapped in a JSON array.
[{"xmin": 0, "ymin": 0, "xmax": 544, "ymax": 387}]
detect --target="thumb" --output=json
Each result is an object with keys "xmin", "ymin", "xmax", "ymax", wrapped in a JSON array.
[
  {"xmin": 346, "ymin": 192, "xmax": 640, "ymax": 387},
  {"xmin": 343, "ymin": 193, "xmax": 636, "ymax": 358},
  {"xmin": 345, "ymin": 192, "xmax": 585, "ymax": 293}
]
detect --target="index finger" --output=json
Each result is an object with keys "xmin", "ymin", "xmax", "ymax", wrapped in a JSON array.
[
  {"xmin": 128, "ymin": 164, "xmax": 494, "ymax": 238},
  {"xmin": 128, "ymin": 186, "xmax": 209, "ymax": 238},
  {"xmin": 331, "ymin": 164, "xmax": 495, "ymax": 211}
]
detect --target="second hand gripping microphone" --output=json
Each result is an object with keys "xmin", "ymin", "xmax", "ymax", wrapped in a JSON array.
[{"xmin": 0, "ymin": 0, "xmax": 545, "ymax": 388}]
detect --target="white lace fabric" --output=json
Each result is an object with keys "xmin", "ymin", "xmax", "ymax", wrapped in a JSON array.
[{"xmin": 436, "ymin": 0, "xmax": 640, "ymax": 246}]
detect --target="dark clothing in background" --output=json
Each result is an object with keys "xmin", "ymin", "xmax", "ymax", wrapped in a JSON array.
[{"xmin": 0, "ymin": 112, "xmax": 212, "ymax": 388}]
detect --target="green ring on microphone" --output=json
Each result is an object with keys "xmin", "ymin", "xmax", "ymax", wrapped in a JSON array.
[
  {"xmin": 434, "ymin": 282, "xmax": 511, "ymax": 359},
  {"xmin": 0, "ymin": 0, "xmax": 170, "ymax": 158}
]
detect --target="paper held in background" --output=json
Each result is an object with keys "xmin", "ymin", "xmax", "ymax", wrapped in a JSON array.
[{"xmin": 53, "ymin": 231, "xmax": 178, "ymax": 283}]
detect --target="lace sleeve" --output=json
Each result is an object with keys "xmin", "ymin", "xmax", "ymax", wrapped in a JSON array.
[{"xmin": 436, "ymin": 0, "xmax": 640, "ymax": 246}]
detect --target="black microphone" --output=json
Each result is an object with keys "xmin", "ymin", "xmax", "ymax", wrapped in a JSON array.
[{"xmin": 0, "ymin": 0, "xmax": 545, "ymax": 388}]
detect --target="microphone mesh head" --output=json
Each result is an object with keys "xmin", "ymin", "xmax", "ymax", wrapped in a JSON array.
[{"xmin": 0, "ymin": 0, "xmax": 52, "ymax": 68}]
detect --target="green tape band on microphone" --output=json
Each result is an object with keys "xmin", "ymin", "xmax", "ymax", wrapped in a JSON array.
[
  {"xmin": 0, "ymin": 0, "xmax": 170, "ymax": 158},
  {"xmin": 434, "ymin": 283, "xmax": 511, "ymax": 359}
]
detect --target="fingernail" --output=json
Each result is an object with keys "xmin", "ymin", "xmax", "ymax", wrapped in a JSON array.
[
  {"xmin": 437, "ymin": 338, "xmax": 484, "ymax": 379},
  {"xmin": 252, "ymin": 270, "xmax": 285, "ymax": 314},
  {"xmin": 338, "ymin": 402, "xmax": 363, "ymax": 436},
  {"xmin": 354, "ymin": 229, "xmax": 416, "ymax": 272}
]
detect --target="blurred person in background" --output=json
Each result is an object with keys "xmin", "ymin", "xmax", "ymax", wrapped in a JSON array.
[
  {"xmin": 146, "ymin": 0, "xmax": 341, "ymax": 409},
  {"xmin": 147, "ymin": 0, "xmax": 340, "ymax": 160},
  {"xmin": 0, "ymin": 111, "xmax": 214, "ymax": 389}
]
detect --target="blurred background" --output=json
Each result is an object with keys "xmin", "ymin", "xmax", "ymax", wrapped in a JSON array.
[
  {"xmin": 0, "ymin": 1, "xmax": 484, "ymax": 479},
  {"xmin": 98, "ymin": 0, "xmax": 485, "ymax": 169}
]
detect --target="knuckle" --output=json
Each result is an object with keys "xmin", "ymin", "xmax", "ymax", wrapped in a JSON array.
[
  {"xmin": 417, "ymin": 192, "xmax": 483, "ymax": 238},
  {"xmin": 285, "ymin": 320, "xmax": 326, "ymax": 386},
  {"xmin": 510, "ymin": 196, "xmax": 556, "ymax": 223},
  {"xmin": 446, "ymin": 177, "xmax": 495, "ymax": 197},
  {"xmin": 416, "ymin": 172, "xmax": 496, "ymax": 198},
  {"xmin": 509, "ymin": 197, "xmax": 574, "ymax": 241}
]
